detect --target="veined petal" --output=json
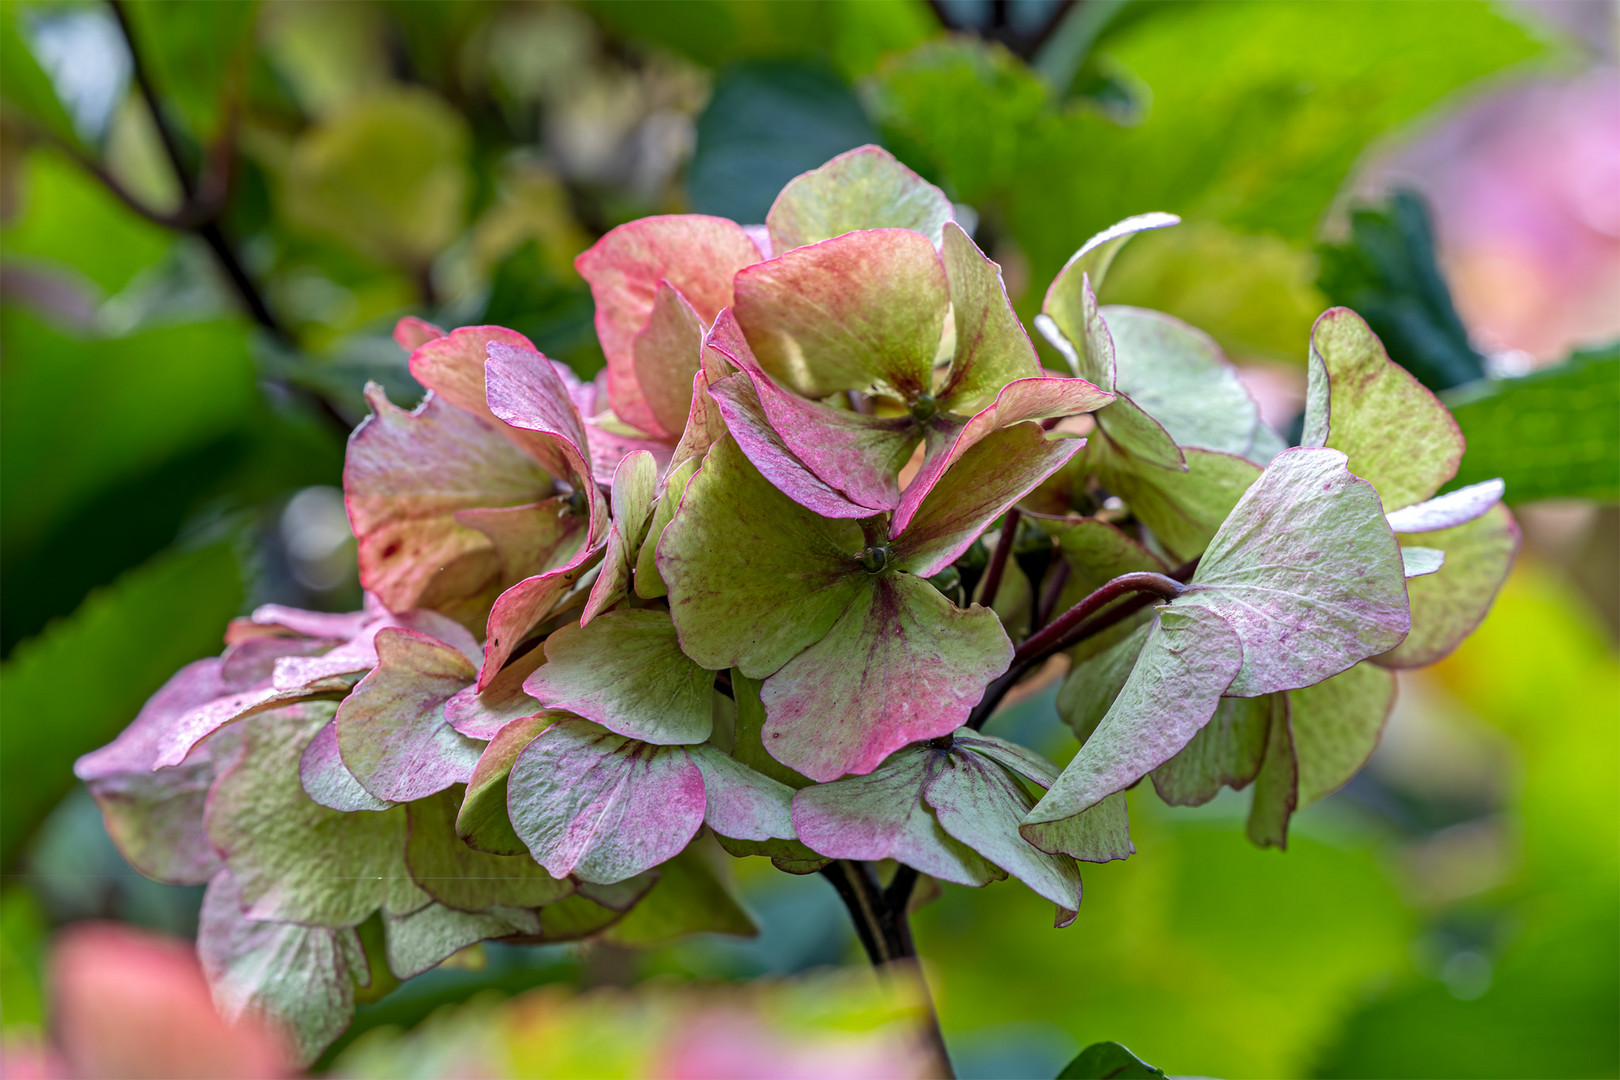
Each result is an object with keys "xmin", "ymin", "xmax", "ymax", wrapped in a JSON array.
[
  {"xmin": 765, "ymin": 144, "xmax": 953, "ymax": 254},
  {"xmin": 484, "ymin": 341, "xmax": 602, "ymax": 497},
  {"xmin": 659, "ymin": 435, "xmax": 867, "ymax": 676},
  {"xmin": 406, "ymin": 325, "xmax": 549, "ymax": 457},
  {"xmin": 1042, "ymin": 212, "xmax": 1179, "ymax": 361},
  {"xmin": 581, "ymin": 450, "xmax": 658, "ymax": 623},
  {"xmin": 477, "ymin": 545, "xmax": 605, "ymax": 690},
  {"xmin": 759, "ymin": 573, "xmax": 1011, "ymax": 782},
  {"xmin": 937, "ymin": 221, "xmax": 1042, "ymax": 412},
  {"xmin": 506, "ymin": 719, "xmax": 706, "ymax": 884},
  {"xmin": 576, "ymin": 214, "xmax": 762, "ymax": 433},
  {"xmin": 632, "ymin": 282, "xmax": 704, "ymax": 439},
  {"xmin": 1302, "ymin": 307, "xmax": 1465, "ymax": 509},
  {"xmin": 732, "ymin": 228, "xmax": 948, "ymax": 401},
  {"xmin": 344, "ymin": 385, "xmax": 551, "ymax": 613}
]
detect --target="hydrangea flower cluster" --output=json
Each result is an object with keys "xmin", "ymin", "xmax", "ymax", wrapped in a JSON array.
[{"xmin": 77, "ymin": 147, "xmax": 1517, "ymax": 1062}]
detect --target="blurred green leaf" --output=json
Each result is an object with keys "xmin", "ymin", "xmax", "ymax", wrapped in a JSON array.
[
  {"xmin": 0, "ymin": 5, "xmax": 80, "ymax": 147},
  {"xmin": 0, "ymin": 309, "xmax": 257, "ymax": 578},
  {"xmin": 1444, "ymin": 343, "xmax": 1620, "ymax": 504},
  {"xmin": 1317, "ymin": 190, "xmax": 1487, "ymax": 391},
  {"xmin": 584, "ymin": 0, "xmax": 933, "ymax": 77},
  {"xmin": 281, "ymin": 88, "xmax": 470, "ymax": 269},
  {"xmin": 0, "ymin": 887, "xmax": 46, "ymax": 1036},
  {"xmin": 121, "ymin": 0, "xmax": 258, "ymax": 140},
  {"xmin": 687, "ymin": 61, "xmax": 877, "ymax": 224},
  {"xmin": 2, "ymin": 150, "xmax": 174, "ymax": 296},
  {"xmin": 0, "ymin": 539, "xmax": 242, "ymax": 869},
  {"xmin": 870, "ymin": 1, "xmax": 1546, "ymax": 304},
  {"xmin": 1056, "ymin": 1040, "xmax": 1166, "ymax": 1079}
]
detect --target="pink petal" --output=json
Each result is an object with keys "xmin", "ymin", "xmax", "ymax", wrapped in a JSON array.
[
  {"xmin": 393, "ymin": 315, "xmax": 445, "ymax": 352},
  {"xmin": 576, "ymin": 215, "xmax": 762, "ymax": 434}
]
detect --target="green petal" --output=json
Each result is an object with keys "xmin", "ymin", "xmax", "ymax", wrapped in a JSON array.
[
  {"xmin": 1026, "ymin": 607, "xmax": 1241, "ymax": 833},
  {"xmin": 1378, "ymin": 503, "xmax": 1519, "ymax": 669},
  {"xmin": 1150, "ymin": 695, "xmax": 1275, "ymax": 807},
  {"xmin": 1055, "ymin": 620, "xmax": 1152, "ymax": 745},
  {"xmin": 600, "ymin": 845, "xmax": 758, "ymax": 946},
  {"xmin": 1103, "ymin": 305, "xmax": 1277, "ymax": 461},
  {"xmin": 765, "ymin": 144, "xmax": 954, "ymax": 254},
  {"xmin": 526, "ymin": 609, "xmax": 713, "ymax": 745},
  {"xmin": 937, "ymin": 221, "xmax": 1042, "ymax": 412},
  {"xmin": 1291, "ymin": 663, "xmax": 1396, "ymax": 806},
  {"xmin": 1302, "ymin": 307, "xmax": 1464, "ymax": 508},
  {"xmin": 383, "ymin": 902, "xmax": 540, "ymax": 980},
  {"xmin": 732, "ymin": 227, "xmax": 948, "ymax": 400},
  {"xmin": 406, "ymin": 788, "xmax": 572, "ymax": 912},
  {"xmin": 457, "ymin": 712, "xmax": 558, "ymax": 855},
  {"xmin": 1041, "ymin": 515, "xmax": 1169, "ymax": 599},
  {"xmin": 208, "ymin": 706, "xmax": 422, "ymax": 927},
  {"xmin": 634, "ymin": 457, "xmax": 699, "ymax": 600},
  {"xmin": 659, "ymin": 435, "xmax": 865, "ymax": 676},
  {"xmin": 1042, "ymin": 213, "xmax": 1181, "ymax": 354},
  {"xmin": 1245, "ymin": 698, "xmax": 1298, "ymax": 849},
  {"xmin": 1090, "ymin": 446, "xmax": 1261, "ymax": 565},
  {"xmin": 581, "ymin": 450, "xmax": 659, "ymax": 623}
]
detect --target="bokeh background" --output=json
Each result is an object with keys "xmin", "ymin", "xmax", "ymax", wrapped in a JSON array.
[{"xmin": 1, "ymin": 1, "xmax": 1616, "ymax": 1077}]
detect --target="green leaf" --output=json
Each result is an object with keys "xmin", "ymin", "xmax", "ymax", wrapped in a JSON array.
[
  {"xmin": 1444, "ymin": 343, "xmax": 1620, "ymax": 503},
  {"xmin": 0, "ymin": 7, "xmax": 80, "ymax": 146},
  {"xmin": 0, "ymin": 540, "xmax": 242, "ymax": 867},
  {"xmin": 1056, "ymin": 1040, "xmax": 1166, "ymax": 1079},
  {"xmin": 1316, "ymin": 189, "xmax": 1486, "ymax": 391},
  {"xmin": 121, "ymin": 0, "xmax": 258, "ymax": 139}
]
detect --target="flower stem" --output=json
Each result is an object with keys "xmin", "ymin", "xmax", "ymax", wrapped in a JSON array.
[
  {"xmin": 978, "ymin": 509, "xmax": 1021, "ymax": 610},
  {"xmin": 821, "ymin": 860, "xmax": 955, "ymax": 1078}
]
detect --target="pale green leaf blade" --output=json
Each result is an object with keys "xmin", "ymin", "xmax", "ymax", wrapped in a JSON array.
[{"xmin": 765, "ymin": 144, "xmax": 954, "ymax": 254}]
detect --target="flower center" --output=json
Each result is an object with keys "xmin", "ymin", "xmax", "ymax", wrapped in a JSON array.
[
  {"xmin": 858, "ymin": 544, "xmax": 890, "ymax": 574},
  {"xmin": 909, "ymin": 392, "xmax": 938, "ymax": 424}
]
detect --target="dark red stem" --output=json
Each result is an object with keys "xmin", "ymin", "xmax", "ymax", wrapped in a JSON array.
[{"xmin": 978, "ymin": 509, "xmax": 1020, "ymax": 609}]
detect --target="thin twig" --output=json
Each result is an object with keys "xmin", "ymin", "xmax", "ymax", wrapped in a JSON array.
[{"xmin": 979, "ymin": 509, "xmax": 1020, "ymax": 610}]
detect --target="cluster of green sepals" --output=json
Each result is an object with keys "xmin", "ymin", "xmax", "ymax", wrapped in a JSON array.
[{"xmin": 77, "ymin": 147, "xmax": 1515, "ymax": 1062}]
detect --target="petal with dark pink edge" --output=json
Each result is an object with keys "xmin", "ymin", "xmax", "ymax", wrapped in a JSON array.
[
  {"xmin": 761, "ymin": 573, "xmax": 1011, "ymax": 782},
  {"xmin": 407, "ymin": 325, "xmax": 547, "ymax": 456},
  {"xmin": 576, "ymin": 215, "xmax": 762, "ymax": 432},
  {"xmin": 1302, "ymin": 307, "xmax": 1465, "ymax": 509},
  {"xmin": 1176, "ymin": 447, "xmax": 1410, "ymax": 696},
  {"xmin": 894, "ymin": 424, "xmax": 1084, "ymax": 579},
  {"xmin": 74, "ymin": 659, "xmax": 236, "ymax": 885},
  {"xmin": 1377, "ymin": 502, "xmax": 1519, "ymax": 669},
  {"xmin": 345, "ymin": 384, "xmax": 551, "ymax": 612},
  {"xmin": 922, "ymin": 748, "xmax": 1083, "ymax": 910},
  {"xmin": 765, "ymin": 144, "xmax": 954, "ymax": 255},
  {"xmin": 334, "ymin": 628, "xmax": 483, "ymax": 803},
  {"xmin": 271, "ymin": 607, "xmax": 480, "ymax": 691},
  {"xmin": 457, "ymin": 712, "xmax": 561, "ymax": 855},
  {"xmin": 937, "ymin": 222, "xmax": 1042, "ymax": 412},
  {"xmin": 206, "ymin": 705, "xmax": 425, "ymax": 926},
  {"xmin": 1022, "ymin": 606, "xmax": 1242, "ymax": 847},
  {"xmin": 506, "ymin": 718, "xmax": 706, "ymax": 884},
  {"xmin": 633, "ymin": 282, "xmax": 704, "ymax": 439},
  {"xmin": 732, "ymin": 228, "xmax": 948, "ymax": 400},
  {"xmin": 709, "ymin": 310, "xmax": 919, "ymax": 513},
  {"xmin": 405, "ymin": 789, "xmax": 572, "ymax": 912},
  {"xmin": 581, "ymin": 450, "xmax": 658, "ymax": 624},
  {"xmin": 659, "ymin": 435, "xmax": 866, "ymax": 677},
  {"xmin": 525, "ymin": 609, "xmax": 712, "ymax": 745},
  {"xmin": 484, "ymin": 341, "xmax": 601, "ymax": 490},
  {"xmin": 1041, "ymin": 212, "xmax": 1179, "ymax": 365},
  {"xmin": 791, "ymin": 748, "xmax": 1002, "ymax": 886},
  {"xmin": 894, "ymin": 375, "xmax": 1112, "ymax": 541},
  {"xmin": 687, "ymin": 743, "xmax": 797, "ymax": 843},
  {"xmin": 198, "ymin": 871, "xmax": 365, "ymax": 1067},
  {"xmin": 476, "ymin": 546, "xmax": 605, "ymax": 690},
  {"xmin": 393, "ymin": 315, "xmax": 445, "ymax": 352}
]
